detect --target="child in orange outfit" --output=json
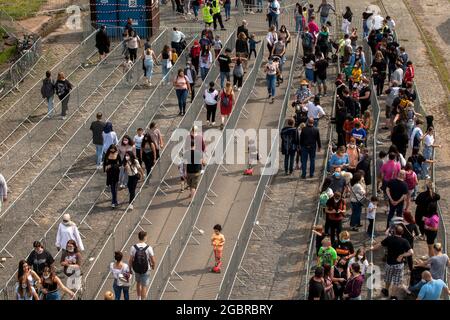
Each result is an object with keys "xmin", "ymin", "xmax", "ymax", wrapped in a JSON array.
[{"xmin": 211, "ymin": 224, "xmax": 225, "ymax": 272}]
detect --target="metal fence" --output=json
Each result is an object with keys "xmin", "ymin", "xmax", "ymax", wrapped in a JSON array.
[
  {"xmin": 216, "ymin": 33, "xmax": 300, "ymax": 300},
  {"xmin": 0, "ymin": 28, "xmax": 97, "ymax": 152},
  {"xmin": 65, "ymin": 32, "xmax": 237, "ymax": 300},
  {"xmin": 0, "ymin": 35, "xmax": 43, "ymax": 101},
  {"xmin": 148, "ymin": 36, "xmax": 264, "ymax": 300}
]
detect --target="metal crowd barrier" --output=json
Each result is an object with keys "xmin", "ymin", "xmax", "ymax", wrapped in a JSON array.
[
  {"xmin": 216, "ymin": 33, "xmax": 300, "ymax": 300},
  {"xmin": 69, "ymin": 32, "xmax": 237, "ymax": 300},
  {"xmin": 148, "ymin": 38, "xmax": 264, "ymax": 300}
]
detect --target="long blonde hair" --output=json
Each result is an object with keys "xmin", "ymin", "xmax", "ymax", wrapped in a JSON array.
[{"xmin": 224, "ymin": 81, "xmax": 233, "ymax": 95}]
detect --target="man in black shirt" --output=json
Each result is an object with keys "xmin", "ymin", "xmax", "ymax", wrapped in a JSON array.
[
  {"xmin": 300, "ymin": 117, "xmax": 321, "ymax": 178},
  {"xmin": 370, "ymin": 225, "xmax": 413, "ymax": 298},
  {"xmin": 308, "ymin": 266, "xmax": 325, "ymax": 300},
  {"xmin": 386, "ymin": 170, "xmax": 408, "ymax": 229},
  {"xmin": 184, "ymin": 140, "xmax": 206, "ymax": 198},
  {"xmin": 358, "ymin": 77, "xmax": 371, "ymax": 114},
  {"xmin": 218, "ymin": 48, "xmax": 232, "ymax": 89},
  {"xmin": 89, "ymin": 112, "xmax": 106, "ymax": 169},
  {"xmin": 315, "ymin": 55, "xmax": 329, "ymax": 96},
  {"xmin": 341, "ymin": 87, "xmax": 357, "ymax": 118},
  {"xmin": 280, "ymin": 119, "xmax": 299, "ymax": 175},
  {"xmin": 26, "ymin": 241, "xmax": 55, "ymax": 276}
]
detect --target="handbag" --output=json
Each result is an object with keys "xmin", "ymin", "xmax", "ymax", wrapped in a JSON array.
[
  {"xmin": 350, "ymin": 184, "xmax": 369, "ymax": 207},
  {"xmin": 118, "ymin": 272, "xmax": 132, "ymax": 287}
]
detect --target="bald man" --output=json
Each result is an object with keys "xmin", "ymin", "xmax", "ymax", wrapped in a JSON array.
[{"xmin": 417, "ymin": 271, "xmax": 450, "ymax": 300}]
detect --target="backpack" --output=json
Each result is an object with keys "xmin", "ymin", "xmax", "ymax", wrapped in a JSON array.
[
  {"xmin": 319, "ymin": 191, "xmax": 329, "ymax": 207},
  {"xmin": 302, "ymin": 33, "xmax": 312, "ymax": 48},
  {"xmin": 132, "ymin": 244, "xmax": 149, "ymax": 274},
  {"xmin": 221, "ymin": 90, "xmax": 230, "ymax": 106}
]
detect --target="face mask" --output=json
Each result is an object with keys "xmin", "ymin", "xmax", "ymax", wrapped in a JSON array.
[
  {"xmin": 21, "ymin": 284, "xmax": 27, "ymax": 289},
  {"xmin": 43, "ymin": 274, "xmax": 50, "ymax": 279},
  {"xmin": 334, "ymin": 172, "xmax": 341, "ymax": 178},
  {"xmin": 358, "ymin": 255, "xmax": 364, "ymax": 260},
  {"xmin": 341, "ymin": 239, "xmax": 348, "ymax": 243},
  {"xmin": 67, "ymin": 247, "xmax": 74, "ymax": 253},
  {"xmin": 334, "ymin": 198, "xmax": 341, "ymax": 203},
  {"xmin": 125, "ymin": 156, "xmax": 130, "ymax": 161},
  {"xmin": 349, "ymin": 143, "xmax": 355, "ymax": 148}
]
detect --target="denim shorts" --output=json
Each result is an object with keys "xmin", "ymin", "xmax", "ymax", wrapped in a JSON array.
[{"xmin": 135, "ymin": 272, "xmax": 150, "ymax": 286}]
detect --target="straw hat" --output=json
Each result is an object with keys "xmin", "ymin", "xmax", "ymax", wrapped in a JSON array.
[{"xmin": 300, "ymin": 79, "xmax": 309, "ymax": 85}]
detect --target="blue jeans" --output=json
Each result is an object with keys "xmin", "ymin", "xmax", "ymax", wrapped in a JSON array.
[
  {"xmin": 423, "ymin": 145, "xmax": 432, "ymax": 177},
  {"xmin": 200, "ymin": 67, "xmax": 209, "ymax": 80},
  {"xmin": 313, "ymin": 118, "xmax": 319, "ymax": 128},
  {"xmin": 95, "ymin": 144, "xmax": 103, "ymax": 166},
  {"xmin": 176, "ymin": 89, "xmax": 188, "ymax": 114},
  {"xmin": 363, "ymin": 20, "xmax": 369, "ymax": 38},
  {"xmin": 284, "ymin": 151, "xmax": 296, "ymax": 174},
  {"xmin": 350, "ymin": 202, "xmax": 363, "ymax": 227},
  {"xmin": 320, "ymin": 15, "xmax": 328, "ymax": 26},
  {"xmin": 144, "ymin": 59, "xmax": 154, "ymax": 80},
  {"xmin": 193, "ymin": 4, "xmax": 199, "ymax": 17},
  {"xmin": 266, "ymin": 74, "xmax": 276, "ymax": 96},
  {"xmin": 47, "ymin": 96, "xmax": 54, "ymax": 116},
  {"xmin": 220, "ymin": 71, "xmax": 230, "ymax": 89},
  {"xmin": 45, "ymin": 290, "xmax": 61, "ymax": 300},
  {"xmin": 224, "ymin": 3, "xmax": 231, "ymax": 18},
  {"xmin": 162, "ymin": 60, "xmax": 170, "ymax": 83},
  {"xmin": 113, "ymin": 280, "xmax": 129, "ymax": 300},
  {"xmin": 256, "ymin": 0, "xmax": 263, "ymax": 11},
  {"xmin": 295, "ymin": 16, "xmax": 303, "ymax": 33},
  {"xmin": 387, "ymin": 202, "xmax": 404, "ymax": 229},
  {"xmin": 301, "ymin": 145, "xmax": 316, "ymax": 177},
  {"xmin": 270, "ymin": 13, "xmax": 279, "ymax": 29}
]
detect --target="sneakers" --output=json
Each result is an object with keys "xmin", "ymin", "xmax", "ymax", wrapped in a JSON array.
[
  {"xmin": 96, "ymin": 165, "xmax": 103, "ymax": 170},
  {"xmin": 120, "ymin": 184, "xmax": 126, "ymax": 189},
  {"xmin": 62, "ymin": 116, "xmax": 67, "ymax": 120},
  {"xmin": 206, "ymin": 120, "xmax": 210, "ymax": 126},
  {"xmin": 212, "ymin": 122, "xmax": 216, "ymax": 126},
  {"xmin": 381, "ymin": 288, "xmax": 389, "ymax": 297},
  {"xmin": 129, "ymin": 204, "xmax": 134, "ymax": 210},
  {"xmin": 111, "ymin": 203, "xmax": 116, "ymax": 208},
  {"xmin": 237, "ymin": 87, "xmax": 241, "ymax": 91},
  {"xmin": 220, "ymin": 123, "xmax": 224, "ymax": 130},
  {"xmin": 271, "ymin": 97, "xmax": 275, "ymax": 103}
]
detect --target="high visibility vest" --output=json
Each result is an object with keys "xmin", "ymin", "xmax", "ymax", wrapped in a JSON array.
[
  {"xmin": 211, "ymin": 1, "xmax": 221, "ymax": 15},
  {"xmin": 203, "ymin": 6, "xmax": 213, "ymax": 23}
]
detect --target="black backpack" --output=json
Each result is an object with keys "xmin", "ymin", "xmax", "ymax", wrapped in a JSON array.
[{"xmin": 132, "ymin": 244, "xmax": 149, "ymax": 274}]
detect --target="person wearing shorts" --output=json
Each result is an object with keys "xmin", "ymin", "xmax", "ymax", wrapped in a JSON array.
[
  {"xmin": 370, "ymin": 225, "xmax": 413, "ymax": 298},
  {"xmin": 184, "ymin": 139, "xmax": 205, "ymax": 198},
  {"xmin": 129, "ymin": 231, "xmax": 156, "ymax": 300}
]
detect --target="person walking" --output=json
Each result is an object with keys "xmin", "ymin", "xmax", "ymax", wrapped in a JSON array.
[
  {"xmin": 40, "ymin": 265, "xmax": 75, "ymax": 300},
  {"xmin": 184, "ymin": 138, "xmax": 206, "ymax": 198},
  {"xmin": 95, "ymin": 25, "xmax": 110, "ymax": 61},
  {"xmin": 118, "ymin": 135, "xmax": 136, "ymax": 189},
  {"xmin": 199, "ymin": 46, "xmax": 213, "ymax": 80},
  {"xmin": 55, "ymin": 213, "xmax": 85, "ymax": 252},
  {"xmin": 184, "ymin": 60, "xmax": 197, "ymax": 103},
  {"xmin": 268, "ymin": 0, "xmax": 280, "ymax": 30},
  {"xmin": 300, "ymin": 117, "xmax": 321, "ymax": 179},
  {"xmin": 140, "ymin": 134, "xmax": 157, "ymax": 177},
  {"xmin": 417, "ymin": 271, "xmax": 450, "ymax": 300},
  {"xmin": 110, "ymin": 251, "xmax": 131, "ymax": 300},
  {"xmin": 104, "ymin": 144, "xmax": 121, "ymax": 208},
  {"xmin": 129, "ymin": 231, "xmax": 156, "ymax": 300},
  {"xmin": 218, "ymin": 81, "xmax": 235, "ymax": 129},
  {"xmin": 148, "ymin": 122, "xmax": 164, "ymax": 159},
  {"xmin": 26, "ymin": 241, "xmax": 55, "ymax": 277},
  {"xmin": 204, "ymin": 81, "xmax": 220, "ymax": 127},
  {"xmin": 101, "ymin": 121, "xmax": 118, "ymax": 158},
  {"xmin": 211, "ymin": 0, "xmax": 226, "ymax": 31},
  {"xmin": 124, "ymin": 151, "xmax": 144, "ymax": 210},
  {"xmin": 60, "ymin": 240, "xmax": 82, "ymax": 292},
  {"xmin": 41, "ymin": 71, "xmax": 55, "ymax": 118},
  {"xmin": 211, "ymin": 224, "xmax": 225, "ymax": 272},
  {"xmin": 218, "ymin": 48, "xmax": 232, "ymax": 89},
  {"xmin": 0, "ymin": 172, "xmax": 7, "ymax": 213},
  {"xmin": 317, "ymin": 0, "xmax": 335, "ymax": 26},
  {"xmin": 161, "ymin": 45, "xmax": 173, "ymax": 85},
  {"xmin": 55, "ymin": 72, "xmax": 73, "ymax": 120},
  {"xmin": 280, "ymin": 118, "xmax": 299, "ymax": 175},
  {"xmin": 173, "ymin": 69, "xmax": 191, "ymax": 116},
  {"xmin": 224, "ymin": 0, "xmax": 231, "ymax": 20},
  {"xmin": 264, "ymin": 57, "xmax": 278, "ymax": 103},
  {"xmin": 190, "ymin": 40, "xmax": 201, "ymax": 75},
  {"xmin": 90, "ymin": 112, "xmax": 106, "ymax": 169},
  {"xmin": 143, "ymin": 47, "xmax": 158, "ymax": 86},
  {"xmin": 235, "ymin": 32, "xmax": 249, "ymax": 71},
  {"xmin": 171, "ymin": 27, "xmax": 186, "ymax": 56},
  {"xmin": 202, "ymin": 1, "xmax": 214, "ymax": 28},
  {"xmin": 126, "ymin": 30, "xmax": 141, "ymax": 62}
]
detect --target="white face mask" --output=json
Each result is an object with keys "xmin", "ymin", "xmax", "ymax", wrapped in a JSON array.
[
  {"xmin": 125, "ymin": 156, "xmax": 130, "ymax": 161},
  {"xmin": 43, "ymin": 274, "xmax": 50, "ymax": 279},
  {"xmin": 358, "ymin": 255, "xmax": 364, "ymax": 260},
  {"xmin": 67, "ymin": 247, "xmax": 74, "ymax": 253},
  {"xmin": 21, "ymin": 284, "xmax": 27, "ymax": 289}
]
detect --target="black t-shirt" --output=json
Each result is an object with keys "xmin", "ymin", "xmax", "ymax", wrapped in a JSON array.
[
  {"xmin": 381, "ymin": 235, "xmax": 411, "ymax": 265},
  {"xmin": 218, "ymin": 54, "xmax": 232, "ymax": 72},
  {"xmin": 359, "ymin": 86, "xmax": 371, "ymax": 109},
  {"xmin": 334, "ymin": 240, "xmax": 354, "ymax": 258},
  {"xmin": 308, "ymin": 278, "xmax": 325, "ymax": 300},
  {"xmin": 387, "ymin": 179, "xmax": 408, "ymax": 202},
  {"xmin": 26, "ymin": 249, "xmax": 55, "ymax": 276},
  {"xmin": 315, "ymin": 59, "xmax": 329, "ymax": 80},
  {"xmin": 90, "ymin": 120, "xmax": 106, "ymax": 145},
  {"xmin": 185, "ymin": 150, "xmax": 203, "ymax": 174}
]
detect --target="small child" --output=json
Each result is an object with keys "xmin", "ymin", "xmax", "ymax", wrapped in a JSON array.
[
  {"xmin": 213, "ymin": 35, "xmax": 223, "ymax": 58},
  {"xmin": 233, "ymin": 57, "xmax": 245, "ymax": 91},
  {"xmin": 376, "ymin": 150, "xmax": 387, "ymax": 195},
  {"xmin": 351, "ymin": 61, "xmax": 362, "ymax": 88},
  {"xmin": 211, "ymin": 224, "xmax": 225, "ymax": 272},
  {"xmin": 248, "ymin": 34, "xmax": 261, "ymax": 60},
  {"xmin": 178, "ymin": 156, "xmax": 186, "ymax": 192},
  {"xmin": 367, "ymin": 196, "xmax": 378, "ymax": 238},
  {"xmin": 122, "ymin": 55, "xmax": 133, "ymax": 83},
  {"xmin": 134, "ymin": 128, "xmax": 144, "ymax": 165},
  {"xmin": 312, "ymin": 225, "xmax": 326, "ymax": 256}
]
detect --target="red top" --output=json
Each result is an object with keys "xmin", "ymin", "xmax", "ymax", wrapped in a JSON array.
[
  {"xmin": 404, "ymin": 65, "xmax": 414, "ymax": 83},
  {"xmin": 219, "ymin": 90, "xmax": 233, "ymax": 116}
]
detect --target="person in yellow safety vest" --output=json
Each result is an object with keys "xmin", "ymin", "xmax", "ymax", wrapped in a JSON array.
[
  {"xmin": 211, "ymin": 0, "xmax": 226, "ymax": 31},
  {"xmin": 203, "ymin": 2, "xmax": 214, "ymax": 28}
]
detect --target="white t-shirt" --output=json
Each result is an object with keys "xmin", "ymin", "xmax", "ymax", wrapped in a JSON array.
[
  {"xmin": 134, "ymin": 135, "xmax": 144, "ymax": 149},
  {"xmin": 109, "ymin": 262, "xmax": 130, "ymax": 280},
  {"xmin": 204, "ymin": 89, "xmax": 219, "ymax": 105},
  {"xmin": 130, "ymin": 243, "xmax": 154, "ymax": 272},
  {"xmin": 306, "ymin": 101, "xmax": 325, "ymax": 119},
  {"xmin": 306, "ymin": 60, "xmax": 314, "ymax": 70},
  {"xmin": 409, "ymin": 127, "xmax": 423, "ymax": 148},
  {"xmin": 269, "ymin": 0, "xmax": 280, "ymax": 15},
  {"xmin": 424, "ymin": 134, "xmax": 434, "ymax": 147},
  {"xmin": 348, "ymin": 257, "xmax": 370, "ymax": 275},
  {"xmin": 367, "ymin": 202, "xmax": 377, "ymax": 220}
]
